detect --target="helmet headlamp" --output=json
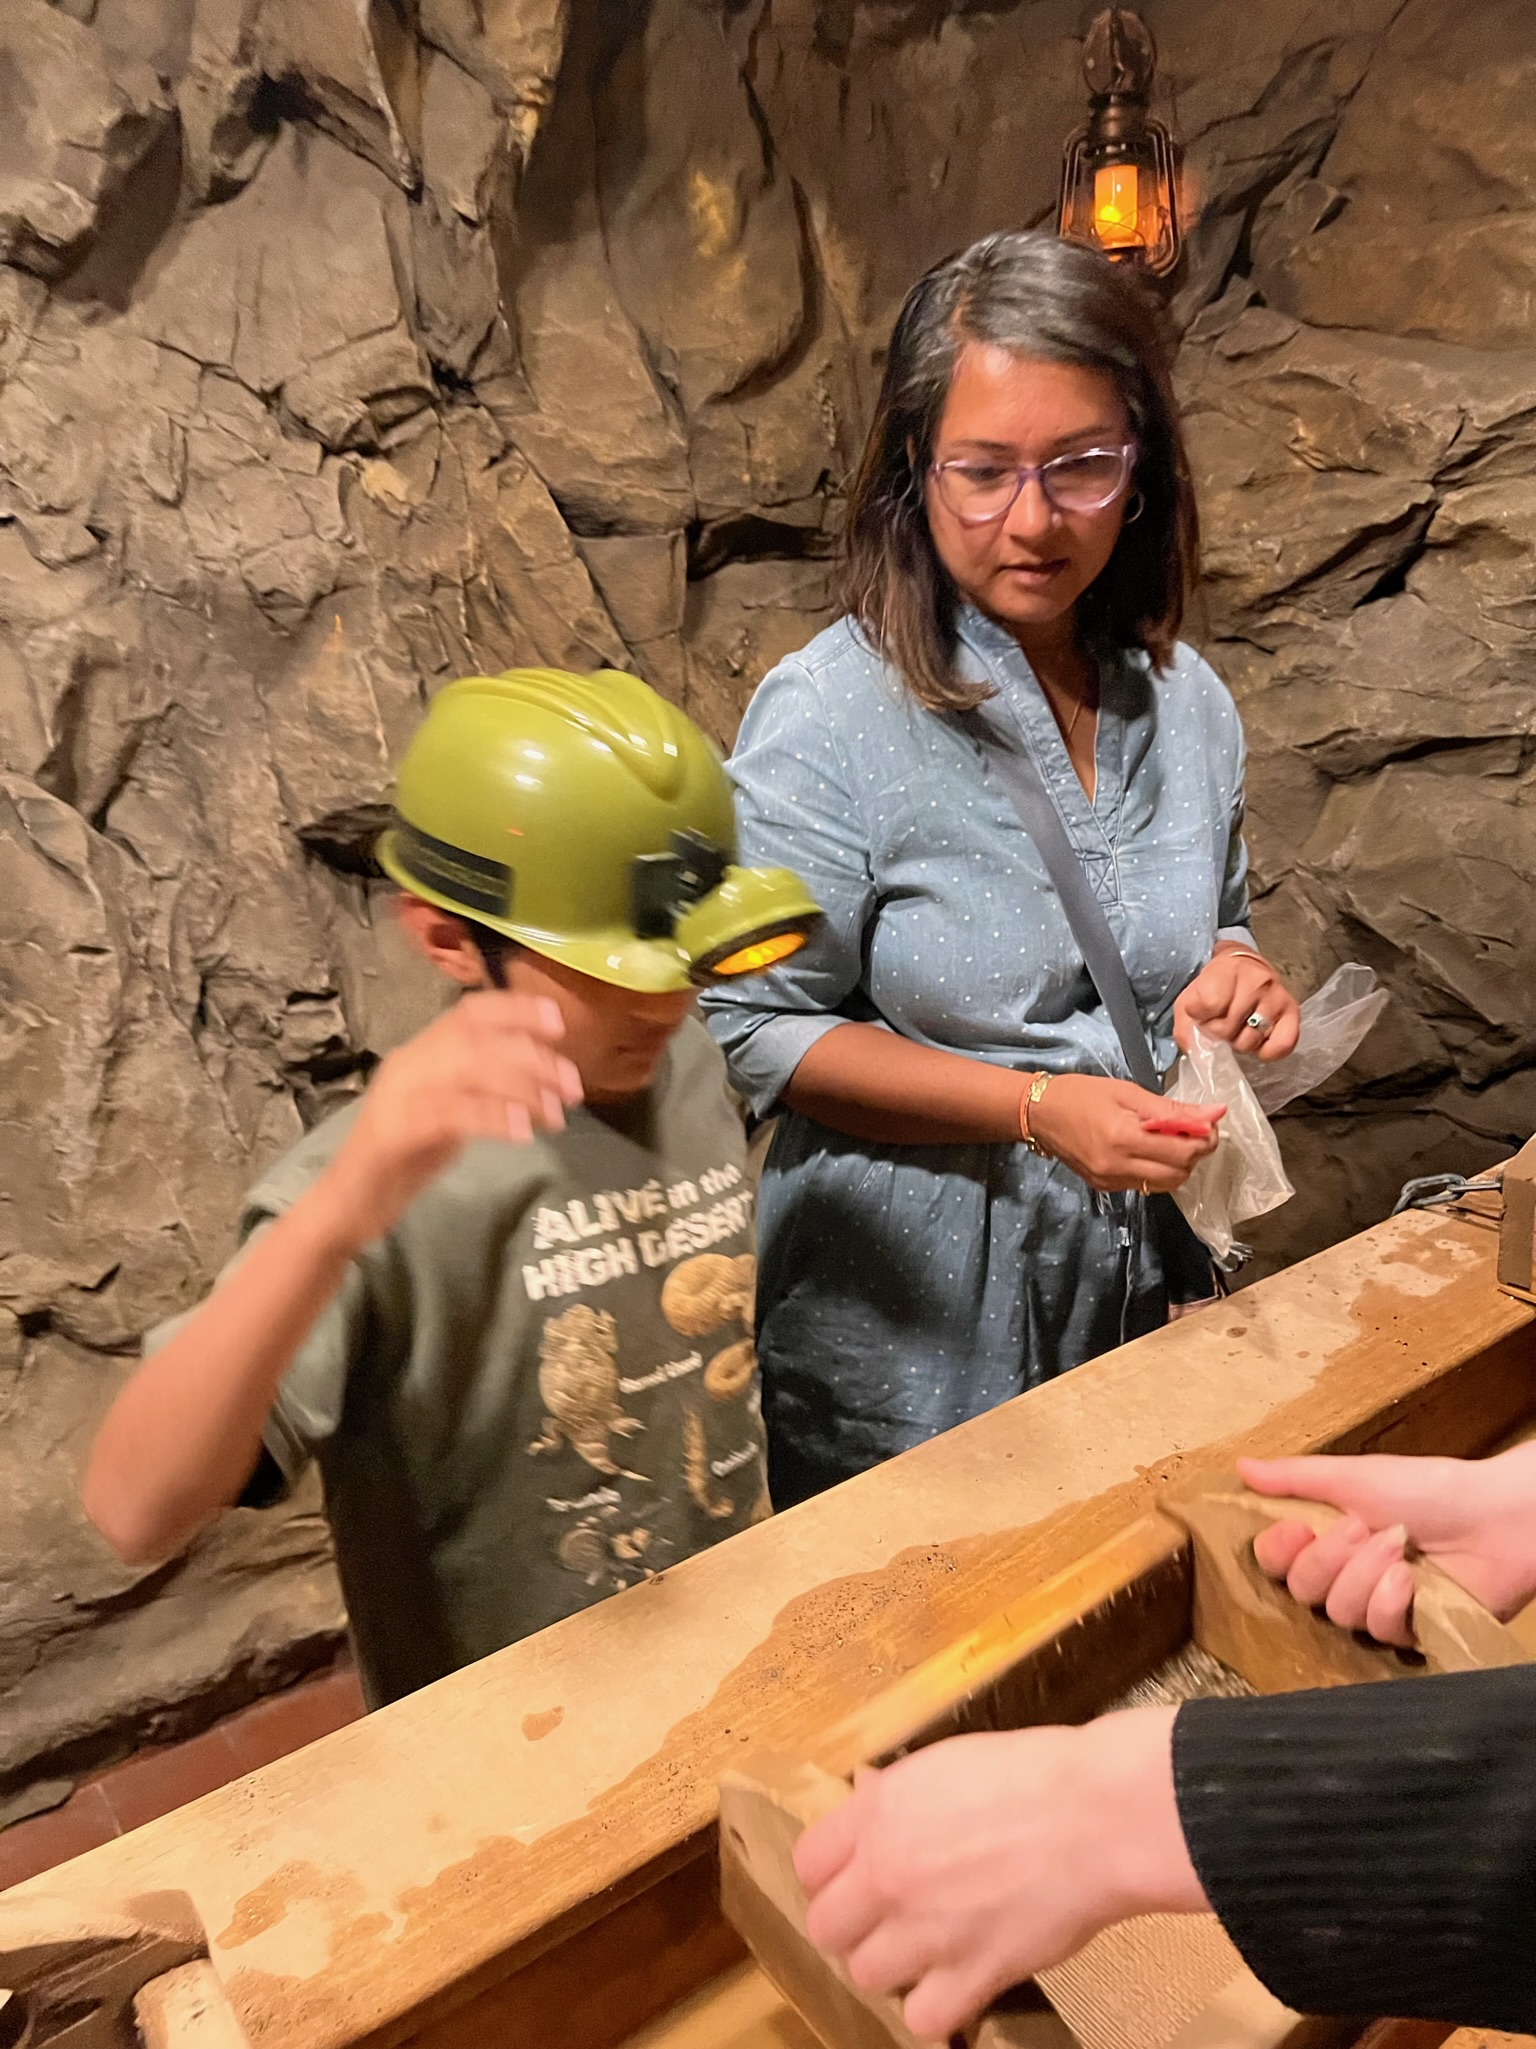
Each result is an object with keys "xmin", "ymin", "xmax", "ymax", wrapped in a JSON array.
[{"xmin": 631, "ymin": 832, "xmax": 820, "ymax": 984}]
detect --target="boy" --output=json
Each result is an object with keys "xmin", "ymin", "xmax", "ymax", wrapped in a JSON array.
[{"xmin": 83, "ymin": 667, "xmax": 818, "ymax": 1707}]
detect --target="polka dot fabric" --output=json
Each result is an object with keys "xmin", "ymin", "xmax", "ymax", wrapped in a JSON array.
[{"xmin": 699, "ymin": 607, "xmax": 1254, "ymax": 1502}]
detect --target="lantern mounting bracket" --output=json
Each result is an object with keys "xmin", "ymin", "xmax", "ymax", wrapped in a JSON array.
[{"xmin": 1081, "ymin": 7, "xmax": 1156, "ymax": 99}]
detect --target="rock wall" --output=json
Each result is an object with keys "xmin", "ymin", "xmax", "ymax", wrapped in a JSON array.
[{"xmin": 2, "ymin": 0, "xmax": 1533, "ymax": 1803}]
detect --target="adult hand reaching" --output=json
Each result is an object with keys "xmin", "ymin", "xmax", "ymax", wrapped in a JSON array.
[
  {"xmin": 793, "ymin": 1711, "xmax": 1206, "ymax": 2042},
  {"xmin": 1238, "ymin": 1446, "xmax": 1536, "ymax": 1648},
  {"xmin": 1175, "ymin": 947, "xmax": 1300, "ymax": 1062}
]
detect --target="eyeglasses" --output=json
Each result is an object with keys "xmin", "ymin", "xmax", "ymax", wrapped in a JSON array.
[{"xmin": 930, "ymin": 443, "xmax": 1137, "ymax": 524}]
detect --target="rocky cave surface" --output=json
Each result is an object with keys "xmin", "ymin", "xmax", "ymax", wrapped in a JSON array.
[{"xmin": 2, "ymin": 0, "xmax": 1534, "ymax": 1810}]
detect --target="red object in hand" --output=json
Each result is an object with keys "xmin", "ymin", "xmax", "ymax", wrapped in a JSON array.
[{"xmin": 1141, "ymin": 1112, "xmax": 1221, "ymax": 1139}]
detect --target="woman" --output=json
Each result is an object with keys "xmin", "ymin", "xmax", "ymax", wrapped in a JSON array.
[{"xmin": 700, "ymin": 231, "xmax": 1300, "ymax": 1508}]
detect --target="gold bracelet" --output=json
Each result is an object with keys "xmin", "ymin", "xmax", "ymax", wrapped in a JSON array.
[
  {"xmin": 1019, "ymin": 1070, "xmax": 1052, "ymax": 1155},
  {"xmin": 1219, "ymin": 944, "xmax": 1272, "ymax": 972}
]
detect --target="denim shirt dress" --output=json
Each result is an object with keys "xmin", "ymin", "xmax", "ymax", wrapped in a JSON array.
[{"xmin": 700, "ymin": 606, "xmax": 1255, "ymax": 1504}]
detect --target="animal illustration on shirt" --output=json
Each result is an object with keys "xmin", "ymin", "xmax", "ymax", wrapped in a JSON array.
[
  {"xmin": 556, "ymin": 1521, "xmax": 610, "ymax": 1584},
  {"xmin": 661, "ymin": 1252, "xmax": 756, "ymax": 1335},
  {"xmin": 683, "ymin": 1405, "xmax": 735, "ymax": 1521},
  {"xmin": 703, "ymin": 1338, "xmax": 756, "ymax": 1402},
  {"xmin": 557, "ymin": 1515, "xmax": 657, "ymax": 1588},
  {"xmin": 530, "ymin": 1304, "xmax": 644, "ymax": 1476}
]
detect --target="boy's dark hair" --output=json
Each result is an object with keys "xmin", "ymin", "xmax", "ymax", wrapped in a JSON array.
[
  {"xmin": 840, "ymin": 229, "xmax": 1200, "ymax": 713},
  {"xmin": 393, "ymin": 889, "xmax": 521, "ymax": 988},
  {"xmin": 462, "ymin": 920, "xmax": 519, "ymax": 989}
]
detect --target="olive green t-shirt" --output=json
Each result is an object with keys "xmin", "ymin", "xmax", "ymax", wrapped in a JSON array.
[{"xmin": 166, "ymin": 1019, "xmax": 767, "ymax": 1707}]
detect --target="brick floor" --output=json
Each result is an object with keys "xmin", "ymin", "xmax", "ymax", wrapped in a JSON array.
[
  {"xmin": 224, "ymin": 1666, "xmax": 365, "ymax": 1774},
  {"xmin": 0, "ymin": 1664, "xmax": 366, "ymax": 1892},
  {"xmin": 0, "ymin": 1783, "xmax": 119, "ymax": 1893}
]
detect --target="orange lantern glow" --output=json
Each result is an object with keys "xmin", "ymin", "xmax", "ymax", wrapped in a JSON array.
[
  {"xmin": 1093, "ymin": 163, "xmax": 1141, "ymax": 249},
  {"xmin": 1058, "ymin": 9, "xmax": 1181, "ymax": 278}
]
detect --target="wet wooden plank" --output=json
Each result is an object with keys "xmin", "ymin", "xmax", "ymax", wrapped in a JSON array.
[{"xmin": 814, "ymin": 1513, "xmax": 1190, "ymax": 1769}]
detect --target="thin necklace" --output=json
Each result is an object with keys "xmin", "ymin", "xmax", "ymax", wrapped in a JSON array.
[
  {"xmin": 1053, "ymin": 681, "xmax": 1095, "ymax": 746},
  {"xmin": 1029, "ymin": 645, "xmax": 1096, "ymax": 748}
]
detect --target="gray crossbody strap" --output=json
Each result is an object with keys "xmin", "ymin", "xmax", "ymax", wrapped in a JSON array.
[{"xmin": 956, "ymin": 696, "xmax": 1161, "ymax": 1095}]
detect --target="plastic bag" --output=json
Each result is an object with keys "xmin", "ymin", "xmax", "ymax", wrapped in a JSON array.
[
  {"xmin": 1168, "ymin": 964, "xmax": 1389, "ymax": 1264},
  {"xmin": 1167, "ymin": 1031, "xmax": 1290, "ymax": 1264},
  {"xmin": 1239, "ymin": 963, "xmax": 1389, "ymax": 1116}
]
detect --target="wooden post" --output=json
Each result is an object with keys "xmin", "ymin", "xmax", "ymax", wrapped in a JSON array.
[
  {"xmin": 1498, "ymin": 1137, "xmax": 1536, "ymax": 1301},
  {"xmin": 719, "ymin": 1755, "xmax": 926, "ymax": 2049}
]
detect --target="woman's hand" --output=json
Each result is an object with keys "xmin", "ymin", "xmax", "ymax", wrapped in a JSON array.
[
  {"xmin": 1174, "ymin": 948, "xmax": 1300, "ymax": 1062},
  {"xmin": 794, "ymin": 1711, "xmax": 1206, "ymax": 2042},
  {"xmin": 1239, "ymin": 1447, "xmax": 1536, "ymax": 1647},
  {"xmin": 1028, "ymin": 1074, "xmax": 1222, "ymax": 1193}
]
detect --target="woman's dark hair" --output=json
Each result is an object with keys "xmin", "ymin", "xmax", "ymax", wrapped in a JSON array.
[{"xmin": 840, "ymin": 230, "xmax": 1199, "ymax": 712}]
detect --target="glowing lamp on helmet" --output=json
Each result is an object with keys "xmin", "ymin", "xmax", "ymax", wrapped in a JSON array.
[
  {"xmin": 1058, "ymin": 9, "xmax": 1181, "ymax": 278},
  {"xmin": 632, "ymin": 837, "xmax": 822, "ymax": 986},
  {"xmin": 707, "ymin": 930, "xmax": 809, "ymax": 979}
]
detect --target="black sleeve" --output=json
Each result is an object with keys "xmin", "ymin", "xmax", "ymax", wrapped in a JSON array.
[{"xmin": 1173, "ymin": 1667, "xmax": 1536, "ymax": 2032}]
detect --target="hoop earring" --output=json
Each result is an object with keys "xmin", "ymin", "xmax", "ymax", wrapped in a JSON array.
[{"xmin": 1124, "ymin": 489, "xmax": 1145, "ymax": 524}]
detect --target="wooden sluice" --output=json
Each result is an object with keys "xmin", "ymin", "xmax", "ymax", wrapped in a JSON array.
[{"xmin": 4, "ymin": 1186, "xmax": 1535, "ymax": 2049}]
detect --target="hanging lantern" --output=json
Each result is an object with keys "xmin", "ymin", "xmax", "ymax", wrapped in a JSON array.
[{"xmin": 1058, "ymin": 9, "xmax": 1181, "ymax": 277}]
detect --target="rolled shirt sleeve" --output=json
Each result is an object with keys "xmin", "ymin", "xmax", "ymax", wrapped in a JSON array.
[
  {"xmin": 140, "ymin": 1209, "xmax": 368, "ymax": 1502},
  {"xmin": 257, "ymin": 1261, "xmax": 365, "ymax": 1493},
  {"xmin": 702, "ymin": 657, "xmax": 879, "ymax": 1118}
]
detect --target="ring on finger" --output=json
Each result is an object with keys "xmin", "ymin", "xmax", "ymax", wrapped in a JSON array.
[
  {"xmin": 1245, "ymin": 1010, "xmax": 1272, "ymax": 1036},
  {"xmin": 1140, "ymin": 1179, "xmax": 1151, "ymax": 1196}
]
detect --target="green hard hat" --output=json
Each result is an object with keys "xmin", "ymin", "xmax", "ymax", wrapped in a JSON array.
[{"xmin": 376, "ymin": 667, "xmax": 821, "ymax": 993}]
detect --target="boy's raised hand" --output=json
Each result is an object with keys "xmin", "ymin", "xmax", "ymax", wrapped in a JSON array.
[
  {"xmin": 317, "ymin": 994, "xmax": 582, "ymax": 1250},
  {"xmin": 80, "ymin": 992, "xmax": 581, "ymax": 1566}
]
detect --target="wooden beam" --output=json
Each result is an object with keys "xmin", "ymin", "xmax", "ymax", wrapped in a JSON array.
[
  {"xmin": 813, "ymin": 1513, "xmax": 1190, "ymax": 1770},
  {"xmin": 614, "ymin": 1960, "xmax": 823, "ymax": 2049},
  {"xmin": 401, "ymin": 1852, "xmax": 745, "ymax": 2049},
  {"xmin": 3, "ymin": 1207, "xmax": 1531, "ymax": 2049}
]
